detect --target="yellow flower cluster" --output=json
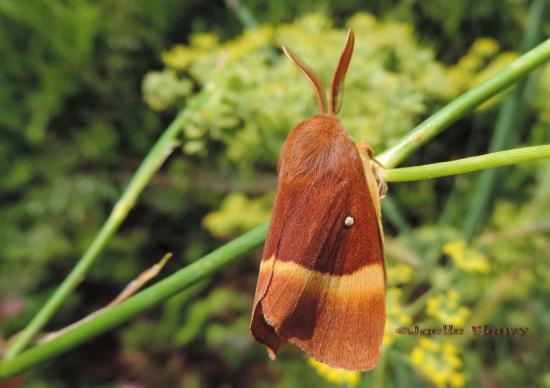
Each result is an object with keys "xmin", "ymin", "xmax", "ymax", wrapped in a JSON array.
[
  {"xmin": 434, "ymin": 37, "xmax": 517, "ymax": 104},
  {"xmin": 443, "ymin": 240, "xmax": 490, "ymax": 273},
  {"xmin": 162, "ymin": 33, "xmax": 220, "ymax": 70},
  {"xmin": 387, "ymin": 263, "xmax": 413, "ymax": 286},
  {"xmin": 410, "ymin": 338, "xmax": 466, "ymax": 388},
  {"xmin": 142, "ymin": 69, "xmax": 193, "ymax": 111},
  {"xmin": 147, "ymin": 12, "xmax": 517, "ymax": 165},
  {"xmin": 426, "ymin": 289, "xmax": 470, "ymax": 326},
  {"xmin": 307, "ymin": 357, "xmax": 360, "ymax": 388},
  {"xmin": 201, "ymin": 192, "xmax": 271, "ymax": 237},
  {"xmin": 384, "ymin": 287, "xmax": 412, "ymax": 347}
]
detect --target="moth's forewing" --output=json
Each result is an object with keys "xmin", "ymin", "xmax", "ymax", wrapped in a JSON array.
[{"xmin": 251, "ymin": 115, "xmax": 385, "ymax": 370}]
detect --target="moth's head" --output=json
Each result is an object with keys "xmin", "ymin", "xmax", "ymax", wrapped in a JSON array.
[{"xmin": 282, "ymin": 29, "xmax": 355, "ymax": 117}]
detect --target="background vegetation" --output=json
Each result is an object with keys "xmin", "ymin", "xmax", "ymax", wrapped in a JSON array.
[{"xmin": 1, "ymin": 0, "xmax": 549, "ymax": 387}]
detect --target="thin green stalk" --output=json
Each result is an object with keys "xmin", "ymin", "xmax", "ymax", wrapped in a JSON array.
[
  {"xmin": 460, "ymin": 91, "xmax": 524, "ymax": 238},
  {"xmin": 437, "ymin": 116, "xmax": 489, "ymax": 226},
  {"xmin": 225, "ymin": 0, "xmax": 258, "ymax": 28},
  {"xmin": 437, "ymin": 175, "xmax": 468, "ymax": 226},
  {"xmin": 461, "ymin": 0, "xmax": 546, "ymax": 240},
  {"xmin": 0, "ymin": 224, "xmax": 268, "ymax": 379},
  {"xmin": 381, "ymin": 196, "xmax": 412, "ymax": 234},
  {"xmin": 4, "ymin": 90, "xmax": 211, "ymax": 360},
  {"xmin": 377, "ymin": 38, "xmax": 550, "ymax": 168},
  {"xmin": 381, "ymin": 145, "xmax": 550, "ymax": 182}
]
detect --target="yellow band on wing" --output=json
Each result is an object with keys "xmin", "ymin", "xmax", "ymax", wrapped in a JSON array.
[{"xmin": 260, "ymin": 255, "xmax": 385, "ymax": 296}]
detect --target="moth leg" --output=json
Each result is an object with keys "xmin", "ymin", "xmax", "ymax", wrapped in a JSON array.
[
  {"xmin": 362, "ymin": 142, "xmax": 387, "ymax": 169},
  {"xmin": 356, "ymin": 140, "xmax": 387, "ymax": 198},
  {"xmin": 356, "ymin": 139, "xmax": 370, "ymax": 161},
  {"xmin": 374, "ymin": 170, "xmax": 388, "ymax": 198}
]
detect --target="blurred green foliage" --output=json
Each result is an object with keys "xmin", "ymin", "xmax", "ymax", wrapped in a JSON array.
[{"xmin": 1, "ymin": 0, "xmax": 549, "ymax": 387}]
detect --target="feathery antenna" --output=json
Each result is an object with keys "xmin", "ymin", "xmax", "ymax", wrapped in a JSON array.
[
  {"xmin": 282, "ymin": 46, "xmax": 328, "ymax": 114},
  {"xmin": 329, "ymin": 29, "xmax": 355, "ymax": 115}
]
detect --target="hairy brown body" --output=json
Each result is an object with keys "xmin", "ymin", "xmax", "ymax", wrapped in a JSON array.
[{"xmin": 273, "ymin": 114, "xmax": 383, "ymax": 275}]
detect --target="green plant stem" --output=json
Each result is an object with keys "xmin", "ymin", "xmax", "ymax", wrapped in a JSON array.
[
  {"xmin": 461, "ymin": 0, "xmax": 546, "ymax": 241},
  {"xmin": 0, "ymin": 223, "xmax": 268, "ymax": 379},
  {"xmin": 377, "ymin": 37, "xmax": 550, "ymax": 168},
  {"xmin": 461, "ymin": 89, "xmax": 524, "ymax": 239},
  {"xmin": 3, "ymin": 90, "xmax": 211, "ymax": 360},
  {"xmin": 381, "ymin": 145, "xmax": 550, "ymax": 182},
  {"xmin": 381, "ymin": 196, "xmax": 412, "ymax": 234},
  {"xmin": 225, "ymin": 0, "xmax": 258, "ymax": 28}
]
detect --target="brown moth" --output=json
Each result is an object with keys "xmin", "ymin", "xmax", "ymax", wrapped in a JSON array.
[{"xmin": 250, "ymin": 30, "xmax": 386, "ymax": 371}]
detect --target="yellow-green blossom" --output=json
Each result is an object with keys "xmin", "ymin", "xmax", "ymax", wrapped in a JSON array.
[
  {"xmin": 443, "ymin": 240, "xmax": 490, "ymax": 273},
  {"xmin": 162, "ymin": 44, "xmax": 199, "ymax": 70},
  {"xmin": 202, "ymin": 193, "xmax": 271, "ymax": 237},
  {"xmin": 190, "ymin": 33, "xmax": 219, "ymax": 49},
  {"xmin": 471, "ymin": 38, "xmax": 499, "ymax": 57},
  {"xmin": 307, "ymin": 357, "xmax": 360, "ymax": 387},
  {"xmin": 410, "ymin": 338, "xmax": 466, "ymax": 388},
  {"xmin": 431, "ymin": 37, "xmax": 516, "ymax": 102},
  {"xmin": 426, "ymin": 289, "xmax": 470, "ymax": 326},
  {"xmin": 384, "ymin": 287, "xmax": 412, "ymax": 347},
  {"xmin": 141, "ymin": 70, "xmax": 192, "ymax": 111},
  {"xmin": 387, "ymin": 263, "xmax": 413, "ymax": 286}
]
